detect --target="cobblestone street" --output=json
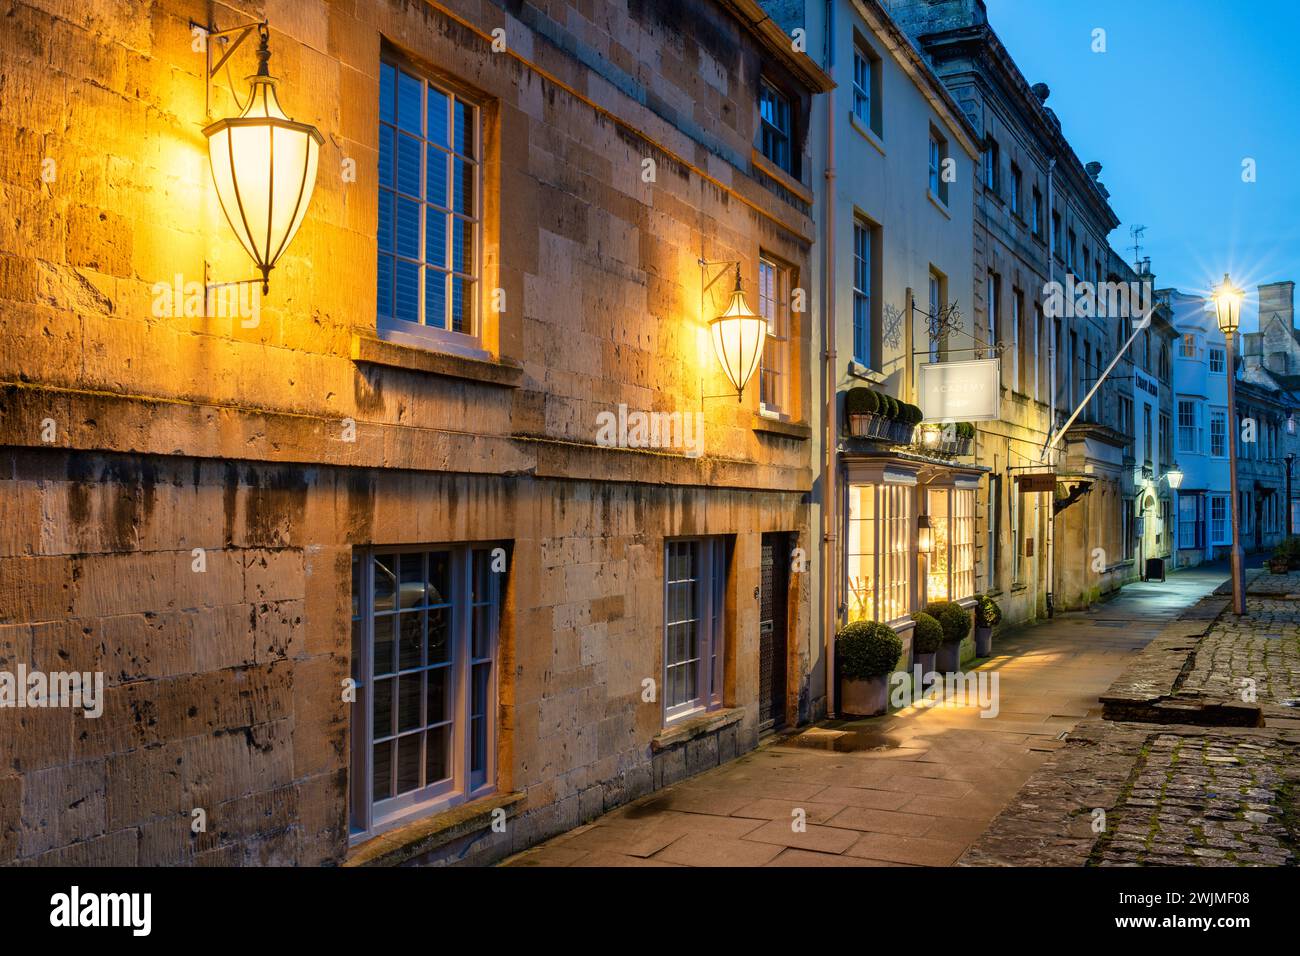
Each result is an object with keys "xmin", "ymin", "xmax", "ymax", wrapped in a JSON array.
[
  {"xmin": 966, "ymin": 565, "xmax": 1300, "ymax": 867},
  {"xmin": 503, "ymin": 567, "xmax": 1228, "ymax": 867}
]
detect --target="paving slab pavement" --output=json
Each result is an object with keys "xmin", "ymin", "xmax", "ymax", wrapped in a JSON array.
[{"xmin": 503, "ymin": 567, "xmax": 1226, "ymax": 867}]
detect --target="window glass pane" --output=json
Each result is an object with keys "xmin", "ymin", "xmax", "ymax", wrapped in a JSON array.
[
  {"xmin": 397, "ymin": 69, "xmax": 422, "ymax": 134},
  {"xmin": 394, "ymin": 197, "xmax": 420, "ymax": 259},
  {"xmin": 426, "ymin": 726, "xmax": 451, "ymax": 783},
  {"xmin": 397, "ymin": 674, "xmax": 422, "ymax": 732},
  {"xmin": 396, "ymin": 133, "xmax": 421, "ymax": 196},
  {"xmin": 427, "ymin": 551, "xmax": 451, "ymax": 604},
  {"xmin": 425, "ymin": 269, "xmax": 447, "ymax": 330},
  {"xmin": 453, "ymin": 158, "xmax": 475, "ymax": 214},
  {"xmin": 428, "ymin": 605, "xmax": 451, "ymax": 664},
  {"xmin": 427, "ymin": 87, "xmax": 450, "ymax": 148},
  {"xmin": 376, "ymin": 252, "xmax": 393, "ymax": 319},
  {"xmin": 427, "ymin": 665, "xmax": 449, "ymax": 724},
  {"xmin": 373, "ymin": 615, "xmax": 395, "ymax": 676},
  {"xmin": 452, "ymin": 218, "xmax": 474, "ymax": 274},
  {"xmin": 395, "ymin": 734, "xmax": 421, "ymax": 793},
  {"xmin": 379, "ymin": 63, "xmax": 396, "ymax": 124},
  {"xmin": 378, "ymin": 126, "xmax": 394, "ymax": 189},
  {"xmin": 373, "ymin": 676, "xmax": 393, "ymax": 735},
  {"xmin": 450, "ymin": 277, "xmax": 474, "ymax": 333},
  {"xmin": 454, "ymin": 100, "xmax": 475, "ymax": 157},
  {"xmin": 377, "ymin": 190, "xmax": 394, "ymax": 253},
  {"xmin": 399, "ymin": 610, "xmax": 424, "ymax": 670},
  {"xmin": 426, "ymin": 147, "xmax": 448, "ymax": 210},
  {"xmin": 425, "ymin": 209, "xmax": 446, "ymax": 269},
  {"xmin": 372, "ymin": 740, "xmax": 392, "ymax": 801},
  {"xmin": 398, "ymin": 552, "xmax": 425, "ymax": 608},
  {"xmin": 394, "ymin": 259, "xmax": 420, "ymax": 324}
]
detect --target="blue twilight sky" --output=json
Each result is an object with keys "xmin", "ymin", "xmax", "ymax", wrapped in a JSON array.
[{"xmin": 984, "ymin": 0, "xmax": 1300, "ymax": 328}]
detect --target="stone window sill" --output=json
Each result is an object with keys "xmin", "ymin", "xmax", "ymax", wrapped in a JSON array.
[
  {"xmin": 352, "ymin": 334, "xmax": 524, "ymax": 388},
  {"xmin": 652, "ymin": 707, "xmax": 743, "ymax": 753},
  {"xmin": 849, "ymin": 112, "xmax": 886, "ymax": 156},
  {"xmin": 750, "ymin": 149, "xmax": 815, "ymax": 205},
  {"xmin": 343, "ymin": 791, "xmax": 526, "ymax": 867},
  {"xmin": 927, "ymin": 188, "xmax": 951, "ymax": 219},
  {"xmin": 753, "ymin": 414, "xmax": 812, "ymax": 440}
]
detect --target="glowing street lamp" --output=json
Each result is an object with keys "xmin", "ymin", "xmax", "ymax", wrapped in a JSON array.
[
  {"xmin": 1165, "ymin": 464, "xmax": 1184, "ymax": 490},
  {"xmin": 1214, "ymin": 274, "xmax": 1246, "ymax": 614},
  {"xmin": 708, "ymin": 264, "xmax": 768, "ymax": 401},
  {"xmin": 1213, "ymin": 274, "xmax": 1243, "ymax": 335},
  {"xmin": 204, "ymin": 26, "xmax": 323, "ymax": 294}
]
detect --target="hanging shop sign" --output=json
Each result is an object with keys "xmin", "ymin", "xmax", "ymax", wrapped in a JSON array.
[
  {"xmin": 918, "ymin": 359, "xmax": 1001, "ymax": 423},
  {"xmin": 1016, "ymin": 472, "xmax": 1057, "ymax": 493}
]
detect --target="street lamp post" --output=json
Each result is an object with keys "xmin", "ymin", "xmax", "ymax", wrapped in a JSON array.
[
  {"xmin": 1167, "ymin": 463, "xmax": 1184, "ymax": 571},
  {"xmin": 1215, "ymin": 275, "xmax": 1246, "ymax": 615},
  {"xmin": 1286, "ymin": 452, "xmax": 1296, "ymax": 538}
]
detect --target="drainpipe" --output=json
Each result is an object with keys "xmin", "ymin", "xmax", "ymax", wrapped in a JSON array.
[
  {"xmin": 1045, "ymin": 156, "xmax": 1057, "ymax": 617},
  {"xmin": 822, "ymin": 0, "xmax": 838, "ymax": 717}
]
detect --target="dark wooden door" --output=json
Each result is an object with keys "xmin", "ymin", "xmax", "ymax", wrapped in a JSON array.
[{"xmin": 759, "ymin": 533, "xmax": 790, "ymax": 732}]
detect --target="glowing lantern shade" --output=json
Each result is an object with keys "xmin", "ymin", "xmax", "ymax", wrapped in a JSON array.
[
  {"xmin": 204, "ymin": 28, "xmax": 323, "ymax": 294},
  {"xmin": 1166, "ymin": 465, "xmax": 1184, "ymax": 490},
  {"xmin": 1213, "ymin": 273, "xmax": 1243, "ymax": 336},
  {"xmin": 709, "ymin": 265, "xmax": 769, "ymax": 400},
  {"xmin": 917, "ymin": 513, "xmax": 934, "ymax": 553}
]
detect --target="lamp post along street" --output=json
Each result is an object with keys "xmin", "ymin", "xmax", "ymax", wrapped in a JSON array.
[
  {"xmin": 1287, "ymin": 453, "xmax": 1295, "ymax": 538},
  {"xmin": 1215, "ymin": 275, "xmax": 1246, "ymax": 615}
]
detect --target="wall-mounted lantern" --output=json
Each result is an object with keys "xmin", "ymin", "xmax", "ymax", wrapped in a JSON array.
[
  {"xmin": 700, "ymin": 260, "xmax": 768, "ymax": 401},
  {"xmin": 917, "ymin": 513, "xmax": 934, "ymax": 553},
  {"xmin": 201, "ymin": 22, "xmax": 322, "ymax": 294},
  {"xmin": 1165, "ymin": 464, "xmax": 1184, "ymax": 490}
]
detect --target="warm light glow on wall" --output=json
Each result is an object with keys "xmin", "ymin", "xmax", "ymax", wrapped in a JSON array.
[{"xmin": 204, "ymin": 27, "xmax": 322, "ymax": 293}]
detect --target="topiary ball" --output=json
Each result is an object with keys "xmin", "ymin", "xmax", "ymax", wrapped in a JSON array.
[
  {"xmin": 912, "ymin": 612, "xmax": 944, "ymax": 654},
  {"xmin": 836, "ymin": 620, "xmax": 904, "ymax": 681}
]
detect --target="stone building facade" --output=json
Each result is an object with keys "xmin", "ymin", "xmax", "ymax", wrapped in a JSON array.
[
  {"xmin": 0, "ymin": 0, "xmax": 829, "ymax": 865},
  {"xmin": 888, "ymin": 0, "xmax": 1133, "ymax": 614},
  {"xmin": 760, "ymin": 0, "xmax": 984, "ymax": 707}
]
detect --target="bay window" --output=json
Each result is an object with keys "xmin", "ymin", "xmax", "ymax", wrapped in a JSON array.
[
  {"xmin": 847, "ymin": 475, "xmax": 913, "ymax": 624},
  {"xmin": 925, "ymin": 485, "xmax": 976, "ymax": 603}
]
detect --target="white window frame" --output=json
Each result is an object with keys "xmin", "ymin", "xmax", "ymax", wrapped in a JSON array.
[
  {"xmin": 928, "ymin": 269, "xmax": 944, "ymax": 363},
  {"xmin": 1209, "ymin": 346, "xmax": 1226, "ymax": 374},
  {"xmin": 1011, "ymin": 290, "xmax": 1021, "ymax": 391},
  {"xmin": 758, "ymin": 255, "xmax": 792, "ymax": 419},
  {"xmin": 378, "ymin": 60, "xmax": 484, "ymax": 357},
  {"xmin": 1178, "ymin": 399, "xmax": 1201, "ymax": 454},
  {"xmin": 1210, "ymin": 495, "xmax": 1229, "ymax": 544},
  {"xmin": 759, "ymin": 79, "xmax": 793, "ymax": 174},
  {"xmin": 663, "ymin": 538, "xmax": 728, "ymax": 724},
  {"xmin": 350, "ymin": 544, "xmax": 501, "ymax": 842},
  {"xmin": 1210, "ymin": 407, "xmax": 1227, "ymax": 458},
  {"xmin": 853, "ymin": 218, "xmax": 873, "ymax": 367},
  {"xmin": 852, "ymin": 40, "xmax": 881, "ymax": 136}
]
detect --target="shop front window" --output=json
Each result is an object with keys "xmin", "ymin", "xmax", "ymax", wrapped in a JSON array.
[
  {"xmin": 925, "ymin": 486, "xmax": 976, "ymax": 602},
  {"xmin": 847, "ymin": 482, "xmax": 912, "ymax": 623}
]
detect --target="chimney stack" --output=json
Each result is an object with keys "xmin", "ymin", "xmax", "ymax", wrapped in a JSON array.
[{"xmin": 1258, "ymin": 280, "xmax": 1295, "ymax": 330}]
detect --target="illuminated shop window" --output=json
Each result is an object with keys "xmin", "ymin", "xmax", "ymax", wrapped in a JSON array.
[{"xmin": 847, "ymin": 482, "xmax": 912, "ymax": 623}]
